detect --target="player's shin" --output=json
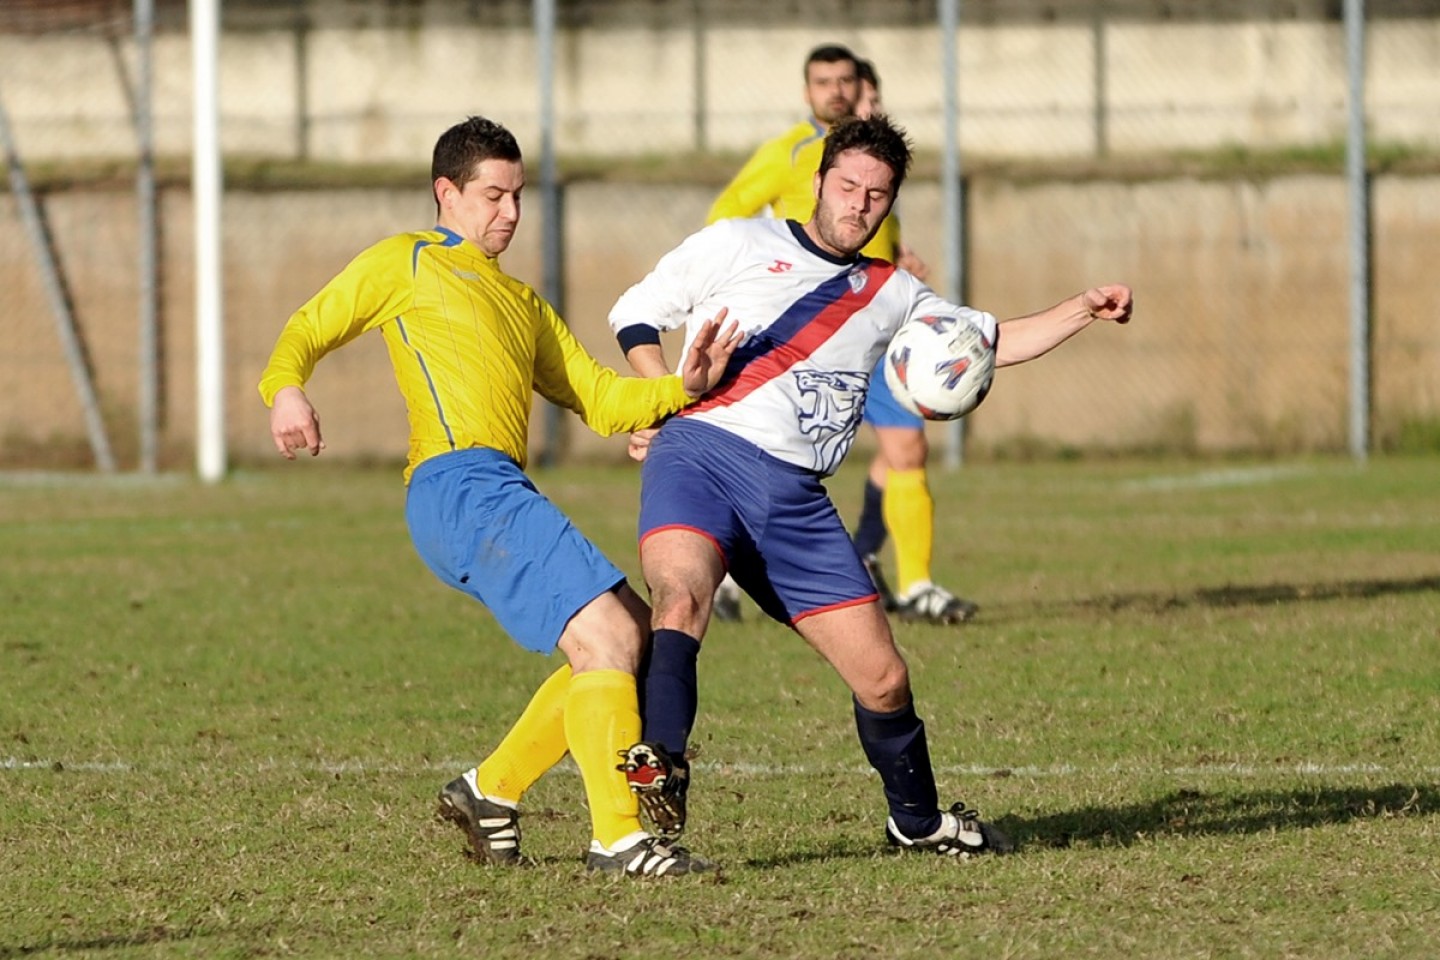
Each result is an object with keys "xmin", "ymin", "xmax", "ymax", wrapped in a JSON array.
[
  {"xmin": 853, "ymin": 696, "xmax": 943, "ymax": 838},
  {"xmin": 639, "ymin": 628, "xmax": 701, "ymax": 757},
  {"xmin": 476, "ymin": 663, "xmax": 572, "ymax": 802},
  {"xmin": 565, "ymin": 669, "xmax": 646, "ymax": 849},
  {"xmin": 883, "ymin": 468, "xmax": 935, "ymax": 593}
]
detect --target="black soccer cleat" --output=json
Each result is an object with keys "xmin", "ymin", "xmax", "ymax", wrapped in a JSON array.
[
  {"xmin": 585, "ymin": 834, "xmax": 715, "ymax": 878},
  {"xmin": 436, "ymin": 775, "xmax": 522, "ymax": 865},
  {"xmin": 894, "ymin": 580, "xmax": 979, "ymax": 625}
]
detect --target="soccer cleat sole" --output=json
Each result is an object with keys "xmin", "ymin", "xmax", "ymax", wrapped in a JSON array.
[{"xmin": 618, "ymin": 742, "xmax": 689, "ymax": 839}]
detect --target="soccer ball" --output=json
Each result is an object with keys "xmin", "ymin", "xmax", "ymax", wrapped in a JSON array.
[{"xmin": 882, "ymin": 315, "xmax": 996, "ymax": 421}]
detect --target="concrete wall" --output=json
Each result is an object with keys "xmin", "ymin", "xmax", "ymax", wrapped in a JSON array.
[
  {"xmin": 1, "ymin": 17, "xmax": 1437, "ymax": 163},
  {"xmin": 3, "ymin": 171, "xmax": 1436, "ymax": 469}
]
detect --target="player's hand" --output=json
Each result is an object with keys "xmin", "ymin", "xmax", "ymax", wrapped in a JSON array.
[
  {"xmin": 1083, "ymin": 284, "xmax": 1133, "ymax": 324},
  {"xmin": 627, "ymin": 426, "xmax": 660, "ymax": 463},
  {"xmin": 896, "ymin": 243, "xmax": 929, "ymax": 281},
  {"xmin": 680, "ymin": 308, "xmax": 744, "ymax": 399},
  {"xmin": 270, "ymin": 386, "xmax": 325, "ymax": 459}
]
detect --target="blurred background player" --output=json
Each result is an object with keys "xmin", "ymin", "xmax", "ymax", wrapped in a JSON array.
[
  {"xmin": 259, "ymin": 115, "xmax": 738, "ymax": 878},
  {"xmin": 705, "ymin": 43, "xmax": 861, "ymax": 623},
  {"xmin": 848, "ymin": 56, "xmax": 978, "ymax": 625},
  {"xmin": 707, "ymin": 45, "xmax": 976, "ymax": 625}
]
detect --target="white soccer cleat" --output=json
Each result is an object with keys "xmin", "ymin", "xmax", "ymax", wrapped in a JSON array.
[
  {"xmin": 886, "ymin": 802, "xmax": 1014, "ymax": 857},
  {"xmin": 895, "ymin": 580, "xmax": 979, "ymax": 625}
]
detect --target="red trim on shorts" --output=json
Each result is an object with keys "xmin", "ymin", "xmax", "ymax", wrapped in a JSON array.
[
  {"xmin": 638, "ymin": 523, "xmax": 730, "ymax": 571},
  {"xmin": 790, "ymin": 593, "xmax": 880, "ymax": 626}
]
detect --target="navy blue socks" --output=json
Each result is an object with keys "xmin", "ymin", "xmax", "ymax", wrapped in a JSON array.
[
  {"xmin": 638, "ymin": 628, "xmax": 701, "ymax": 757},
  {"xmin": 853, "ymin": 697, "xmax": 942, "ymax": 838},
  {"xmin": 852, "ymin": 478, "xmax": 887, "ymax": 558}
]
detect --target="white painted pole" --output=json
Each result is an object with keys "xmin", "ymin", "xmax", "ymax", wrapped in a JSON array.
[
  {"xmin": 191, "ymin": 0, "xmax": 225, "ymax": 482},
  {"xmin": 136, "ymin": 0, "xmax": 158, "ymax": 473},
  {"xmin": 1344, "ymin": 0, "xmax": 1370, "ymax": 461},
  {"xmin": 939, "ymin": 0, "xmax": 964, "ymax": 469}
]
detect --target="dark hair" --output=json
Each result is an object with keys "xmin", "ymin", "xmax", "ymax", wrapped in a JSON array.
[
  {"xmin": 855, "ymin": 58, "xmax": 879, "ymax": 90},
  {"xmin": 818, "ymin": 115, "xmax": 913, "ymax": 193},
  {"xmin": 431, "ymin": 116, "xmax": 522, "ymax": 191},
  {"xmin": 804, "ymin": 43, "xmax": 858, "ymax": 77}
]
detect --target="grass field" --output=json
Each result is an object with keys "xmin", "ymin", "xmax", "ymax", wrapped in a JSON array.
[{"xmin": 3, "ymin": 455, "xmax": 1438, "ymax": 959}]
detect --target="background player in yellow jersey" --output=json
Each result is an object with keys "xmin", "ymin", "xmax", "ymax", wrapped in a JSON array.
[
  {"xmin": 708, "ymin": 45, "xmax": 977, "ymax": 625},
  {"xmin": 847, "ymin": 56, "xmax": 979, "ymax": 624},
  {"xmin": 258, "ymin": 116, "xmax": 739, "ymax": 878}
]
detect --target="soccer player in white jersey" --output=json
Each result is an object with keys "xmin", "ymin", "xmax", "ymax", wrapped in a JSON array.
[{"xmin": 610, "ymin": 115, "xmax": 1133, "ymax": 856}]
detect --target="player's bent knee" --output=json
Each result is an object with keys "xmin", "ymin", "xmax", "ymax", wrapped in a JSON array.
[
  {"xmin": 614, "ymin": 583, "xmax": 654, "ymax": 631},
  {"xmin": 852, "ymin": 662, "xmax": 912, "ymax": 713},
  {"xmin": 559, "ymin": 593, "xmax": 647, "ymax": 674},
  {"xmin": 648, "ymin": 581, "xmax": 712, "ymax": 635},
  {"xmin": 559, "ymin": 628, "xmax": 644, "ymax": 675}
]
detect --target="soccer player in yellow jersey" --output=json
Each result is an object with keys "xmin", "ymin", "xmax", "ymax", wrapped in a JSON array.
[
  {"xmin": 258, "ymin": 116, "xmax": 739, "ymax": 878},
  {"xmin": 708, "ymin": 46, "xmax": 976, "ymax": 625},
  {"xmin": 708, "ymin": 44, "xmax": 897, "ymax": 261}
]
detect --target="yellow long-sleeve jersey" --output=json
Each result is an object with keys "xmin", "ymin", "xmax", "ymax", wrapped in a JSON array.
[
  {"xmin": 258, "ymin": 228, "xmax": 692, "ymax": 482},
  {"xmin": 706, "ymin": 118, "xmax": 900, "ymax": 260}
]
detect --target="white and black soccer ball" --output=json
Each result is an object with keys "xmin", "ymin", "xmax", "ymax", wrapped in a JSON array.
[{"xmin": 882, "ymin": 315, "xmax": 996, "ymax": 421}]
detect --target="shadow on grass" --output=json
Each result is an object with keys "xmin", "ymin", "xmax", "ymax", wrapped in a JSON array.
[
  {"xmin": 742, "ymin": 835, "xmax": 887, "ymax": 869},
  {"xmin": 0, "ymin": 926, "xmax": 211, "ymax": 958},
  {"xmin": 1099, "ymin": 573, "xmax": 1440, "ymax": 612},
  {"xmin": 1009, "ymin": 782, "xmax": 1431, "ymax": 850},
  {"xmin": 1002, "ymin": 573, "xmax": 1440, "ymax": 620},
  {"xmin": 743, "ymin": 784, "xmax": 1431, "ymax": 867}
]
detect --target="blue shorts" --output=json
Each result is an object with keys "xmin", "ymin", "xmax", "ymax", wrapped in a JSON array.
[
  {"xmin": 863, "ymin": 356, "xmax": 925, "ymax": 429},
  {"xmin": 638, "ymin": 419, "xmax": 878, "ymax": 626},
  {"xmin": 405, "ymin": 448, "xmax": 627, "ymax": 654}
]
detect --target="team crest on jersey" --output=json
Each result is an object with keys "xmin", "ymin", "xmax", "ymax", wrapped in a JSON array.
[
  {"xmin": 768, "ymin": 260, "xmax": 793, "ymax": 273},
  {"xmin": 793, "ymin": 369, "xmax": 869, "ymax": 474},
  {"xmin": 847, "ymin": 267, "xmax": 868, "ymax": 294}
]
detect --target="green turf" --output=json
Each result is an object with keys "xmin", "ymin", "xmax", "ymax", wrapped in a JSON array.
[{"xmin": 3, "ymin": 456, "xmax": 1438, "ymax": 958}]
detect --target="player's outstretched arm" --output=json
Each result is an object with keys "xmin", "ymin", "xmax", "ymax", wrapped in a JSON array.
[
  {"xmin": 679, "ymin": 308, "xmax": 743, "ymax": 399},
  {"xmin": 269, "ymin": 385, "xmax": 326, "ymax": 459},
  {"xmin": 995, "ymin": 284, "xmax": 1133, "ymax": 368}
]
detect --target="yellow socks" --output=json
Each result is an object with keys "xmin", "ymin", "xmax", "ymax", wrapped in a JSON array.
[
  {"xmin": 475, "ymin": 664, "xmax": 572, "ymax": 803},
  {"xmin": 471, "ymin": 664, "xmax": 646, "ymax": 849},
  {"xmin": 883, "ymin": 467, "xmax": 935, "ymax": 594},
  {"xmin": 564, "ymin": 668, "xmax": 644, "ymax": 849}
]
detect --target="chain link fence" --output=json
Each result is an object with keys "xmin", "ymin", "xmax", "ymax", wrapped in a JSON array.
[{"xmin": 2, "ymin": 0, "xmax": 1438, "ymax": 471}]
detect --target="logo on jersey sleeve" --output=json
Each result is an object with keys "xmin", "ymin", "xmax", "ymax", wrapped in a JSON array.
[{"xmin": 794, "ymin": 369, "xmax": 869, "ymax": 474}]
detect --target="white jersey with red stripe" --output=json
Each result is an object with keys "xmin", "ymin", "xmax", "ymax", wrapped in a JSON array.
[{"xmin": 608, "ymin": 217, "xmax": 998, "ymax": 476}]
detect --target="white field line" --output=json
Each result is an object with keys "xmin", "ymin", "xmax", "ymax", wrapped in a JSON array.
[
  {"xmin": 4, "ymin": 756, "xmax": 1437, "ymax": 779},
  {"xmin": 0, "ymin": 471, "xmax": 188, "ymax": 489},
  {"xmin": 1120, "ymin": 464, "xmax": 1313, "ymax": 492}
]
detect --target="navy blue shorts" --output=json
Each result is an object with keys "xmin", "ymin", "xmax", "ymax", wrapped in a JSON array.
[
  {"xmin": 406, "ymin": 448, "xmax": 627, "ymax": 653},
  {"xmin": 638, "ymin": 419, "xmax": 878, "ymax": 625},
  {"xmin": 863, "ymin": 356, "xmax": 925, "ymax": 429}
]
